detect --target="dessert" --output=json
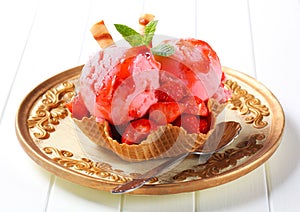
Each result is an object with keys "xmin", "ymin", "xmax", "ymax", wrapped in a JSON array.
[{"xmin": 67, "ymin": 15, "xmax": 230, "ymax": 161}]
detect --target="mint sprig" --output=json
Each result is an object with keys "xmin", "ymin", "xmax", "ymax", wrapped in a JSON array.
[
  {"xmin": 151, "ymin": 43, "xmax": 175, "ymax": 56},
  {"xmin": 114, "ymin": 24, "xmax": 143, "ymax": 47},
  {"xmin": 142, "ymin": 20, "xmax": 158, "ymax": 45},
  {"xmin": 114, "ymin": 20, "xmax": 174, "ymax": 57}
]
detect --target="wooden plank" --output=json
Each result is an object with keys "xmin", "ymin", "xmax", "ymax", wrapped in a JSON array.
[
  {"xmin": 47, "ymin": 178, "xmax": 122, "ymax": 212},
  {"xmin": 196, "ymin": 0, "xmax": 270, "ymax": 211},
  {"xmin": 143, "ymin": 0, "xmax": 197, "ymax": 37},
  {"xmin": 0, "ymin": 0, "xmax": 38, "ymax": 121},
  {"xmin": 0, "ymin": 0, "xmax": 94, "ymax": 211},
  {"xmin": 249, "ymin": 0, "xmax": 300, "ymax": 211},
  {"xmin": 122, "ymin": 193, "xmax": 195, "ymax": 212},
  {"xmin": 79, "ymin": 0, "xmax": 145, "ymax": 63},
  {"xmin": 0, "ymin": 1, "xmax": 52, "ymax": 210},
  {"xmin": 196, "ymin": 0, "xmax": 256, "ymax": 76},
  {"xmin": 196, "ymin": 166, "xmax": 269, "ymax": 211},
  {"xmin": 17, "ymin": 0, "xmax": 92, "ymax": 83},
  {"xmin": 0, "ymin": 117, "xmax": 51, "ymax": 211}
]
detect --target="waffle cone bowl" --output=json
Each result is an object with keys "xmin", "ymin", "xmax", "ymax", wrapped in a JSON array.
[{"xmin": 73, "ymin": 99, "xmax": 225, "ymax": 162}]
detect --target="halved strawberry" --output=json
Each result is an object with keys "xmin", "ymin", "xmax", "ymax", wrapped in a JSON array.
[
  {"xmin": 154, "ymin": 89, "xmax": 172, "ymax": 102},
  {"xmin": 148, "ymin": 102, "xmax": 182, "ymax": 125},
  {"xmin": 128, "ymin": 90, "xmax": 157, "ymax": 118},
  {"xmin": 66, "ymin": 95, "xmax": 90, "ymax": 120},
  {"xmin": 155, "ymin": 81, "xmax": 187, "ymax": 102},
  {"xmin": 122, "ymin": 119, "xmax": 157, "ymax": 145},
  {"xmin": 181, "ymin": 96, "xmax": 209, "ymax": 117},
  {"xmin": 173, "ymin": 114, "xmax": 209, "ymax": 134},
  {"xmin": 155, "ymin": 71, "xmax": 188, "ymax": 102}
]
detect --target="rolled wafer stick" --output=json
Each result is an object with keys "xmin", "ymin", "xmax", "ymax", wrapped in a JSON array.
[
  {"xmin": 90, "ymin": 20, "xmax": 114, "ymax": 49},
  {"xmin": 139, "ymin": 14, "xmax": 155, "ymax": 34}
]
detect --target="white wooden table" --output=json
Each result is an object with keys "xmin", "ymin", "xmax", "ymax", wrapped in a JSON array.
[{"xmin": 1, "ymin": 0, "xmax": 299, "ymax": 211}]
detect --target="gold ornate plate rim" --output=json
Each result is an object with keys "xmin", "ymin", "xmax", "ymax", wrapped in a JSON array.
[{"xmin": 15, "ymin": 65, "xmax": 285, "ymax": 195}]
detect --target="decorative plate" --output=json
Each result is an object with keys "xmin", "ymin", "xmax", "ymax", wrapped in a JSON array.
[{"xmin": 15, "ymin": 66, "xmax": 284, "ymax": 195}]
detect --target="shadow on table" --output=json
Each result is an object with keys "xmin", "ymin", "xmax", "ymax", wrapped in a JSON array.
[
  {"xmin": 54, "ymin": 178, "xmax": 122, "ymax": 210},
  {"xmin": 264, "ymin": 114, "xmax": 300, "ymax": 188},
  {"xmin": 195, "ymin": 114, "xmax": 300, "ymax": 211}
]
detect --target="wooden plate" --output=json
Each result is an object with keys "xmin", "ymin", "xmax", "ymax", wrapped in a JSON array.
[{"xmin": 15, "ymin": 66, "xmax": 284, "ymax": 195}]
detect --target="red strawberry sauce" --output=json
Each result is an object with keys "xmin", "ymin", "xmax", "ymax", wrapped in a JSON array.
[{"xmin": 70, "ymin": 38, "xmax": 229, "ymax": 144}]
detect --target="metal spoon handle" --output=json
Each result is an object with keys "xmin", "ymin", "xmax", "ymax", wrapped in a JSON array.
[
  {"xmin": 111, "ymin": 121, "xmax": 241, "ymax": 194},
  {"xmin": 111, "ymin": 153, "xmax": 189, "ymax": 194}
]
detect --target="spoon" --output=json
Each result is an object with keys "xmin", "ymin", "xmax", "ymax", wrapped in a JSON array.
[{"xmin": 111, "ymin": 121, "xmax": 241, "ymax": 194}]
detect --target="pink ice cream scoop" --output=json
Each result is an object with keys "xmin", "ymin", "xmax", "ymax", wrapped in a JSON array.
[{"xmin": 78, "ymin": 38, "xmax": 229, "ymax": 129}]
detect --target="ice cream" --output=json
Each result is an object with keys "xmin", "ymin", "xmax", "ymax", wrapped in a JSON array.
[
  {"xmin": 67, "ymin": 18, "xmax": 230, "ymax": 161},
  {"xmin": 79, "ymin": 45, "xmax": 161, "ymax": 125}
]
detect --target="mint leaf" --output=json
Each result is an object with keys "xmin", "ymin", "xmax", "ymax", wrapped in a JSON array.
[
  {"xmin": 114, "ymin": 24, "xmax": 144, "ymax": 46},
  {"xmin": 144, "ymin": 20, "xmax": 158, "ymax": 35},
  {"xmin": 114, "ymin": 20, "xmax": 174, "ymax": 57},
  {"xmin": 143, "ymin": 20, "xmax": 158, "ymax": 45},
  {"xmin": 151, "ymin": 43, "xmax": 175, "ymax": 56}
]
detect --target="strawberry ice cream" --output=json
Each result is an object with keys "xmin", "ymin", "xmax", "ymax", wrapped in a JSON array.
[
  {"xmin": 157, "ymin": 38, "xmax": 227, "ymax": 102},
  {"xmin": 69, "ymin": 37, "xmax": 229, "ymax": 146},
  {"xmin": 78, "ymin": 38, "xmax": 227, "ymax": 123},
  {"xmin": 66, "ymin": 18, "xmax": 231, "ymax": 161},
  {"xmin": 79, "ymin": 45, "xmax": 161, "ymax": 125}
]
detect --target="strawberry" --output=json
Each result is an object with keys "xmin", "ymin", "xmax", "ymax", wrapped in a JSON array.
[
  {"xmin": 173, "ymin": 114, "xmax": 209, "ymax": 134},
  {"xmin": 155, "ymin": 81, "xmax": 187, "ymax": 102},
  {"xmin": 199, "ymin": 117, "xmax": 209, "ymax": 134},
  {"xmin": 128, "ymin": 90, "xmax": 157, "ymax": 118},
  {"xmin": 122, "ymin": 119, "xmax": 157, "ymax": 145},
  {"xmin": 181, "ymin": 96, "xmax": 209, "ymax": 117},
  {"xmin": 155, "ymin": 55, "xmax": 209, "ymax": 101},
  {"xmin": 66, "ymin": 95, "xmax": 90, "ymax": 120},
  {"xmin": 155, "ymin": 71, "xmax": 187, "ymax": 102},
  {"xmin": 148, "ymin": 102, "xmax": 182, "ymax": 125},
  {"xmin": 154, "ymin": 89, "xmax": 172, "ymax": 102}
]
